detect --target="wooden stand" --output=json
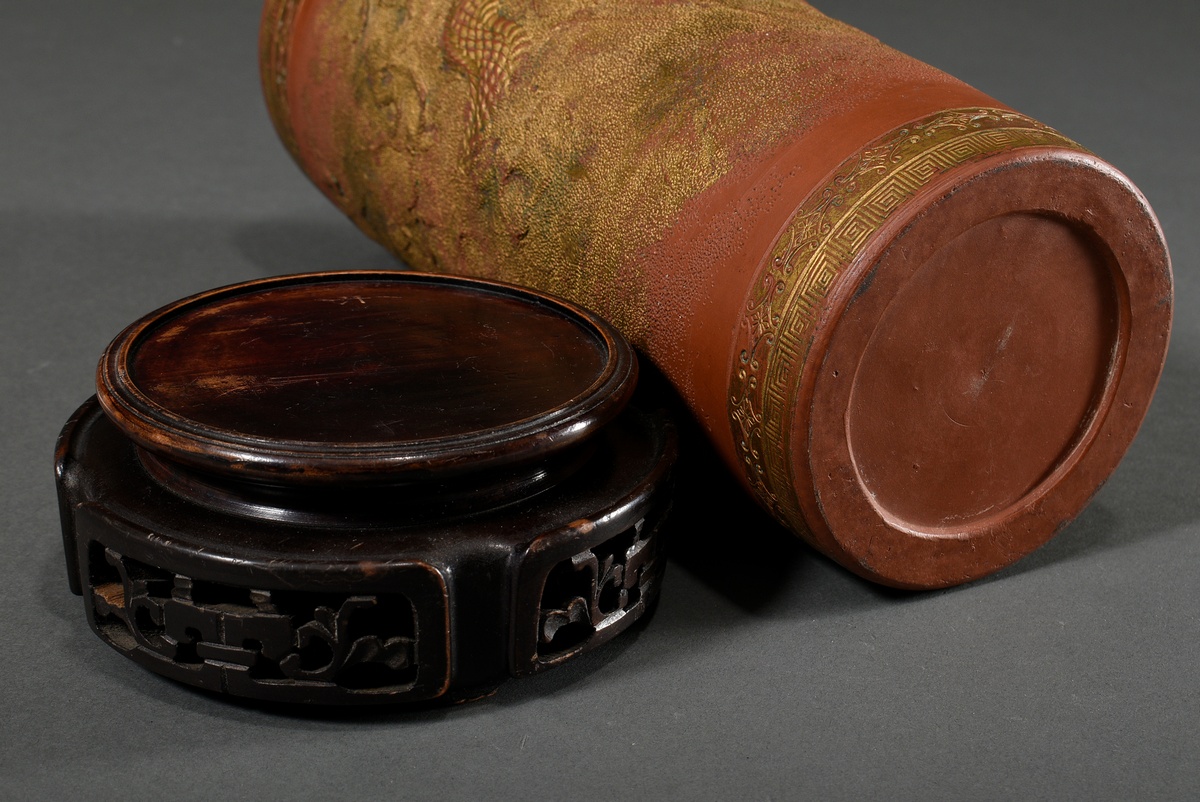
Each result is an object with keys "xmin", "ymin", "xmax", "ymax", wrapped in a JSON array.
[{"xmin": 55, "ymin": 271, "xmax": 676, "ymax": 705}]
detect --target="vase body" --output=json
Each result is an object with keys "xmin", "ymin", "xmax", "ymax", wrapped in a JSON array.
[{"xmin": 260, "ymin": 0, "xmax": 1172, "ymax": 588}]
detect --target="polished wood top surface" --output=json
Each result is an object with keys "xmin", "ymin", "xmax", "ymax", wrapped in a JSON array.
[{"xmin": 97, "ymin": 272, "xmax": 636, "ymax": 483}]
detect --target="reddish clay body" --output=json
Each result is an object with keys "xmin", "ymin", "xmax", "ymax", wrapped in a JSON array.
[{"xmin": 259, "ymin": 0, "xmax": 1173, "ymax": 588}]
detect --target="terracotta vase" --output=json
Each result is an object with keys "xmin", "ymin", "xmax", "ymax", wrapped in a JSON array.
[{"xmin": 259, "ymin": 0, "xmax": 1172, "ymax": 589}]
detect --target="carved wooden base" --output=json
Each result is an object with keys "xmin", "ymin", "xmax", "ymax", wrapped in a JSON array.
[{"xmin": 54, "ymin": 272, "xmax": 677, "ymax": 705}]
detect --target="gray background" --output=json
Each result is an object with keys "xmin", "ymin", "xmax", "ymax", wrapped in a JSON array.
[{"xmin": 2, "ymin": 1, "xmax": 1197, "ymax": 798}]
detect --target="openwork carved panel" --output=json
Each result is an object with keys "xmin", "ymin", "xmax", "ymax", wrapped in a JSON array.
[
  {"xmin": 537, "ymin": 519, "xmax": 655, "ymax": 656},
  {"xmin": 513, "ymin": 504, "xmax": 670, "ymax": 674},
  {"xmin": 84, "ymin": 540, "xmax": 448, "ymax": 703}
]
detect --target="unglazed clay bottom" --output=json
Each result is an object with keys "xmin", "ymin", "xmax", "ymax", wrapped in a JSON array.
[{"xmin": 259, "ymin": 0, "xmax": 1172, "ymax": 588}]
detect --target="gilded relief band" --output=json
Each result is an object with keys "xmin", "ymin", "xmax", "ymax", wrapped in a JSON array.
[{"xmin": 728, "ymin": 108, "xmax": 1082, "ymax": 535}]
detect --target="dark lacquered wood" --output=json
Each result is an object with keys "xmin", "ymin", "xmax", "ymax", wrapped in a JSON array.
[
  {"xmin": 57, "ymin": 397, "xmax": 674, "ymax": 705},
  {"xmin": 57, "ymin": 271, "xmax": 676, "ymax": 706},
  {"xmin": 98, "ymin": 271, "xmax": 636, "ymax": 485}
]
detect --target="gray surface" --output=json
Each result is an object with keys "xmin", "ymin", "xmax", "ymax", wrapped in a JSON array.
[{"xmin": 2, "ymin": 1, "xmax": 1197, "ymax": 798}]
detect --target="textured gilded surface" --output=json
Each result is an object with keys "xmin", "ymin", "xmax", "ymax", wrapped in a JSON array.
[
  {"xmin": 442, "ymin": 0, "xmax": 530, "ymax": 150},
  {"xmin": 262, "ymin": 0, "xmax": 955, "ymax": 342},
  {"xmin": 728, "ymin": 108, "xmax": 1082, "ymax": 536}
]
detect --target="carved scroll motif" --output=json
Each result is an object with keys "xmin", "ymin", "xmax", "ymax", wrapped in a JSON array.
[
  {"xmin": 87, "ymin": 543, "xmax": 419, "ymax": 695},
  {"xmin": 535, "ymin": 518, "xmax": 658, "ymax": 661}
]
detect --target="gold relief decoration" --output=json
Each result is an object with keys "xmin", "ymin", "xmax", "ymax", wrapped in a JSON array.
[
  {"xmin": 727, "ymin": 108, "xmax": 1082, "ymax": 533},
  {"xmin": 316, "ymin": 0, "xmax": 953, "ymax": 343},
  {"xmin": 443, "ymin": 0, "xmax": 531, "ymax": 150}
]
